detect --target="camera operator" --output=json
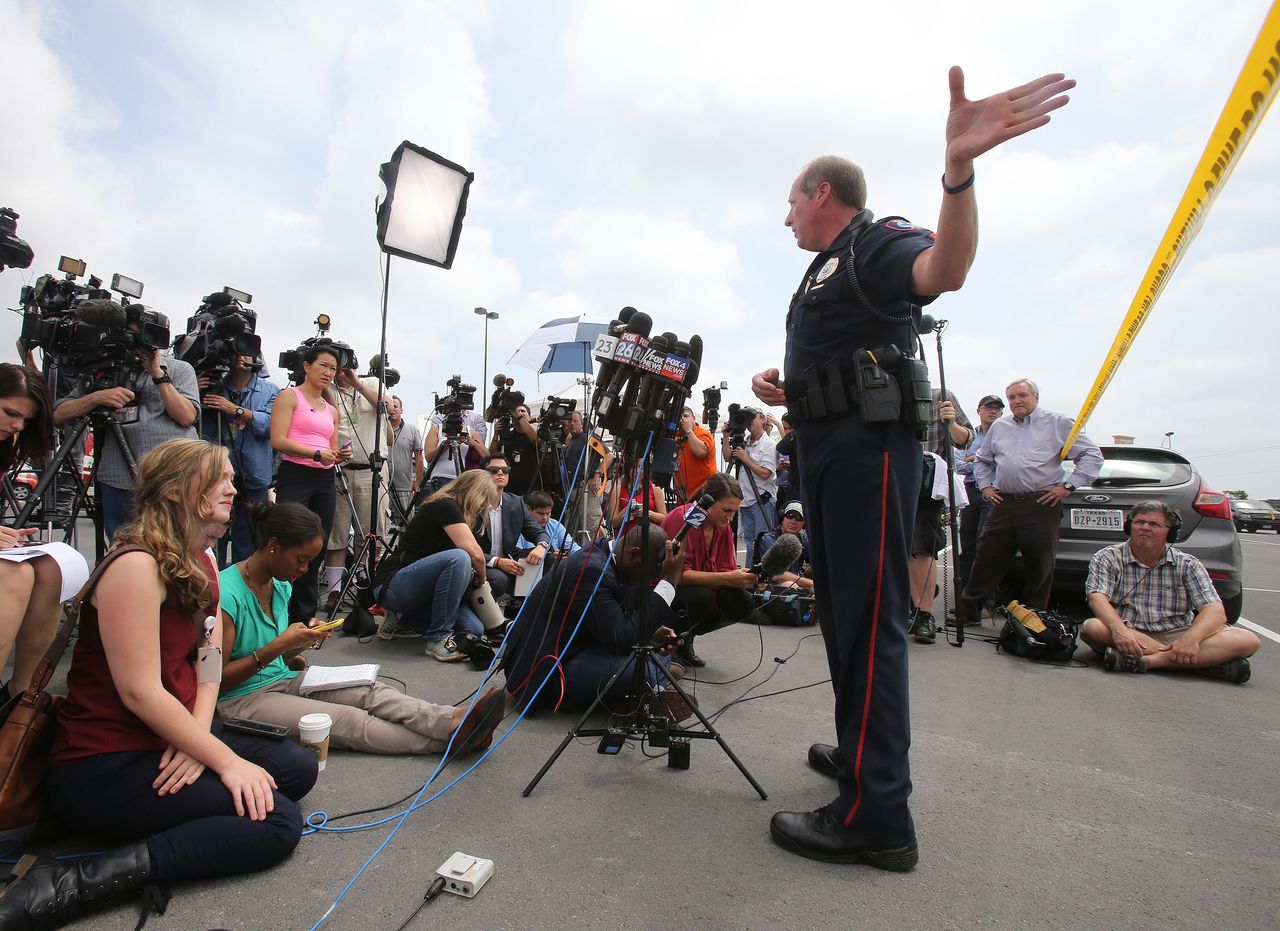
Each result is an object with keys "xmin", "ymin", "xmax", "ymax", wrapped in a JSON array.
[
  {"xmin": 198, "ymin": 352, "xmax": 280, "ymax": 565},
  {"xmin": 53, "ymin": 316, "xmax": 199, "ymax": 541},
  {"xmin": 488, "ymin": 402, "xmax": 539, "ymax": 497},
  {"xmin": 424, "ymin": 402, "xmax": 487, "ymax": 489},
  {"xmin": 322, "ymin": 361, "xmax": 393, "ymax": 606},
  {"xmin": 674, "ymin": 406, "xmax": 716, "ymax": 503},
  {"xmin": 720, "ymin": 407, "xmax": 777, "ymax": 566},
  {"xmin": 386, "ymin": 396, "xmax": 423, "ymax": 519}
]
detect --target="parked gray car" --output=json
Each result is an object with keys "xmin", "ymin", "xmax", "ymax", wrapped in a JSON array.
[{"xmin": 1051, "ymin": 446, "xmax": 1243, "ymax": 621}]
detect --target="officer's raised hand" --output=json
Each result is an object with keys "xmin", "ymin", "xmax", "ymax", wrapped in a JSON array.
[
  {"xmin": 944, "ymin": 66, "xmax": 1075, "ymax": 164},
  {"xmin": 751, "ymin": 368, "xmax": 786, "ymax": 407}
]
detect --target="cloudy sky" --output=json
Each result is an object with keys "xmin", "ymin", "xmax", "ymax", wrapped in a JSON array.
[{"xmin": 3, "ymin": 0, "xmax": 1277, "ymax": 496}]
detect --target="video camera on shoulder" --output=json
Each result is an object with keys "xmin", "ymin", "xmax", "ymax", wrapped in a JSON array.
[
  {"xmin": 19, "ymin": 257, "xmax": 169, "ymax": 387},
  {"xmin": 537, "ymin": 395, "xmax": 576, "ymax": 444},
  {"xmin": 278, "ymin": 316, "xmax": 358, "ymax": 385},
  {"xmin": 172, "ymin": 287, "xmax": 261, "ymax": 390},
  {"xmin": 725, "ymin": 402, "xmax": 754, "ymax": 449},
  {"xmin": 702, "ymin": 384, "xmax": 723, "ymax": 433},
  {"xmin": 487, "ymin": 373, "xmax": 525, "ymax": 421}
]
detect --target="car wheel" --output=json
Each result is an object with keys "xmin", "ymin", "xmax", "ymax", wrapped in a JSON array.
[
  {"xmin": 1246, "ymin": 526, "xmax": 1256, "ymax": 533},
  {"xmin": 1221, "ymin": 591, "xmax": 1243, "ymax": 624}
]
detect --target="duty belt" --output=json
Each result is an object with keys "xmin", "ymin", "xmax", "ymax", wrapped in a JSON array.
[{"xmin": 787, "ymin": 360, "xmax": 857, "ymax": 423}]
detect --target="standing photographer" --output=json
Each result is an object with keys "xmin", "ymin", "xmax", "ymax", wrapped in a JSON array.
[
  {"xmin": 423, "ymin": 402, "xmax": 487, "ymax": 489},
  {"xmin": 674, "ymin": 406, "xmax": 716, "ymax": 503},
  {"xmin": 53, "ymin": 305, "xmax": 199, "ymax": 542},
  {"xmin": 199, "ymin": 352, "xmax": 280, "ymax": 565},
  {"xmin": 720, "ymin": 407, "xmax": 777, "ymax": 566}
]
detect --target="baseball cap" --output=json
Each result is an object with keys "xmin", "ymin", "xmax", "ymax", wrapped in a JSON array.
[
  {"xmin": 781, "ymin": 502, "xmax": 804, "ymax": 519},
  {"xmin": 978, "ymin": 395, "xmax": 1005, "ymax": 409}
]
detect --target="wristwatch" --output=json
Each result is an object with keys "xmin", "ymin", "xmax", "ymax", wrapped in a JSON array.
[
  {"xmin": 152, "ymin": 371, "xmax": 172, "ymax": 385},
  {"xmin": 1063, "ymin": 482, "xmax": 1076, "ymax": 493},
  {"xmin": 312, "ymin": 449, "xmax": 323, "ymax": 462},
  {"xmin": 235, "ymin": 407, "xmax": 245, "ymax": 419}
]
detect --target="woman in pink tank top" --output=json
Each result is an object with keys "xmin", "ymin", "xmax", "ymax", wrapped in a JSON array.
[{"xmin": 270, "ymin": 346, "xmax": 341, "ymax": 621}]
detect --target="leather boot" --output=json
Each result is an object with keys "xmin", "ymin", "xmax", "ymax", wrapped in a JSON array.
[{"xmin": 0, "ymin": 840, "xmax": 169, "ymax": 930}]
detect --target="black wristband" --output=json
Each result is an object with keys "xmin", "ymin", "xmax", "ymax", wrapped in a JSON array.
[
  {"xmin": 152, "ymin": 374, "xmax": 172, "ymax": 385},
  {"xmin": 942, "ymin": 171, "xmax": 975, "ymax": 195}
]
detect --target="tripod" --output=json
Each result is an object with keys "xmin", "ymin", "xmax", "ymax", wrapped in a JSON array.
[
  {"xmin": 9, "ymin": 410, "xmax": 136, "ymax": 559},
  {"xmin": 726, "ymin": 439, "xmax": 774, "ymax": 564},
  {"xmin": 523, "ymin": 445, "xmax": 767, "ymax": 800}
]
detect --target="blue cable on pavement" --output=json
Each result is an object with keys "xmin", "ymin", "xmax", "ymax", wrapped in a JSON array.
[{"xmin": 305, "ymin": 437, "xmax": 651, "ymax": 927}]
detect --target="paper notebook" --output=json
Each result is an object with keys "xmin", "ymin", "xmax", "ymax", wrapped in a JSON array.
[{"xmin": 297, "ymin": 663, "xmax": 380, "ymax": 695}]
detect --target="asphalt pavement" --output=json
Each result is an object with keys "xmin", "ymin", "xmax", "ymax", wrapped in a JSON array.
[{"xmin": 14, "ymin": 524, "xmax": 1279, "ymax": 930}]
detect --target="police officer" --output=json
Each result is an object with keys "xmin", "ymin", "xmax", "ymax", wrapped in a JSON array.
[{"xmin": 752, "ymin": 66, "xmax": 1075, "ymax": 869}]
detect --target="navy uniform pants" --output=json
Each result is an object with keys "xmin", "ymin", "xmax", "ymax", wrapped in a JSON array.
[{"xmin": 797, "ymin": 414, "xmax": 919, "ymax": 841}]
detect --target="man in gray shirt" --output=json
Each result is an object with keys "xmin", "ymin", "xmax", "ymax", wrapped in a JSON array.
[
  {"xmin": 55, "ymin": 342, "xmax": 200, "ymax": 542},
  {"xmin": 386, "ymin": 395, "xmax": 423, "ymax": 523},
  {"xmin": 954, "ymin": 377, "xmax": 1102, "ymax": 625}
]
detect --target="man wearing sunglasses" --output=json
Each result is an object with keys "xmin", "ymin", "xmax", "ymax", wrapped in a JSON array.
[{"xmin": 477, "ymin": 454, "xmax": 551, "ymax": 599}]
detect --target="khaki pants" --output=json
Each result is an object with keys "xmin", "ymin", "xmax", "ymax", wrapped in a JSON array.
[
  {"xmin": 218, "ymin": 675, "xmax": 453, "ymax": 755},
  {"xmin": 329, "ymin": 466, "xmax": 390, "ymax": 550}
]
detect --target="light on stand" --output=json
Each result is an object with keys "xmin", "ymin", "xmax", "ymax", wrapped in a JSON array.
[{"xmin": 376, "ymin": 142, "xmax": 474, "ymax": 268}]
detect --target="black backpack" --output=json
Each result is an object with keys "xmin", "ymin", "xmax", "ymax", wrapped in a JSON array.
[{"xmin": 998, "ymin": 601, "xmax": 1078, "ymax": 663}]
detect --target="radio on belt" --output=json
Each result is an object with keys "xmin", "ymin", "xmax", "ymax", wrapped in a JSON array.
[{"xmin": 436, "ymin": 852, "xmax": 495, "ymax": 897}]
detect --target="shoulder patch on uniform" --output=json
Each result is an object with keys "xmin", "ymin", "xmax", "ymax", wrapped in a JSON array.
[
  {"xmin": 814, "ymin": 257, "xmax": 839, "ymax": 283},
  {"xmin": 884, "ymin": 218, "xmax": 923, "ymax": 232}
]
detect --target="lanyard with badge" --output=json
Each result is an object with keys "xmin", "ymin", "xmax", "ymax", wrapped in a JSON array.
[{"xmin": 196, "ymin": 613, "xmax": 222, "ymax": 684}]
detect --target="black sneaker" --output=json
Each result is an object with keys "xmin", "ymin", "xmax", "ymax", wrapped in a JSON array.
[
  {"xmin": 1198, "ymin": 657, "xmax": 1251, "ymax": 684},
  {"xmin": 912, "ymin": 610, "xmax": 936, "ymax": 645}
]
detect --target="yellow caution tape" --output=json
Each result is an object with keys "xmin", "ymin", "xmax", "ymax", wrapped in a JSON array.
[{"xmin": 1061, "ymin": 1, "xmax": 1280, "ymax": 458}]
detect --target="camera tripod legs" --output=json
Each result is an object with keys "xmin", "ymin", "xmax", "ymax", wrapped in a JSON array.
[{"xmin": 521, "ymin": 645, "xmax": 768, "ymax": 800}]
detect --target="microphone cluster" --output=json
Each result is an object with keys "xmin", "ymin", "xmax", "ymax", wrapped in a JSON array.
[{"xmin": 590, "ymin": 307, "xmax": 703, "ymax": 456}]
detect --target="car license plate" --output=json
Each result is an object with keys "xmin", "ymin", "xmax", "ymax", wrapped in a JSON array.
[{"xmin": 1070, "ymin": 508, "xmax": 1123, "ymax": 530}]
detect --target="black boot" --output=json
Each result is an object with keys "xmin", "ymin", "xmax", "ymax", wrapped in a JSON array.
[
  {"xmin": 0, "ymin": 841, "xmax": 169, "ymax": 930},
  {"xmin": 677, "ymin": 635, "xmax": 705, "ymax": 668}
]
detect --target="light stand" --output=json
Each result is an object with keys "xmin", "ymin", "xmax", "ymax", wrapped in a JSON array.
[
  {"xmin": 475, "ymin": 307, "xmax": 499, "ymax": 397},
  {"xmin": 918, "ymin": 315, "xmax": 964, "ymax": 648},
  {"xmin": 368, "ymin": 139, "xmax": 473, "ymax": 604}
]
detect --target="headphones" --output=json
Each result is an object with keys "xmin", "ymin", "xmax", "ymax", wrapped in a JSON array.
[{"xmin": 1124, "ymin": 507, "xmax": 1182, "ymax": 543}]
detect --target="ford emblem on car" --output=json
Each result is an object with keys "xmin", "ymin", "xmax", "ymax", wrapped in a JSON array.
[{"xmin": 1083, "ymin": 494, "xmax": 1112, "ymax": 504}]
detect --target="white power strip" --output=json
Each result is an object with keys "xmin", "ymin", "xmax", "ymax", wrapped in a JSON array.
[{"xmin": 436, "ymin": 852, "xmax": 494, "ymax": 898}]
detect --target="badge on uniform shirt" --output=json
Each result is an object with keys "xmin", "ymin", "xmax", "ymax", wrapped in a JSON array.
[
  {"xmin": 885, "ymin": 218, "xmax": 923, "ymax": 232},
  {"xmin": 814, "ymin": 257, "xmax": 839, "ymax": 283}
]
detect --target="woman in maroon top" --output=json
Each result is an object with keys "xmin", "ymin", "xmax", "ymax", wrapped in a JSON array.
[
  {"xmin": 1, "ymin": 439, "xmax": 316, "ymax": 930},
  {"xmin": 660, "ymin": 473, "xmax": 758, "ymax": 668}
]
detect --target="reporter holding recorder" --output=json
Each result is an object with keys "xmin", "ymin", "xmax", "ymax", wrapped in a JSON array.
[
  {"xmin": 1, "ymin": 439, "xmax": 317, "ymax": 929},
  {"xmin": 659, "ymin": 472, "xmax": 757, "ymax": 668},
  {"xmin": 218, "ymin": 500, "xmax": 504, "ymax": 753},
  {"xmin": 270, "ymin": 344, "xmax": 343, "ymax": 622}
]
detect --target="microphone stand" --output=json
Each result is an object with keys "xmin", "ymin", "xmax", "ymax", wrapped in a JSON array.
[
  {"xmin": 923, "ymin": 318, "xmax": 965, "ymax": 648},
  {"xmin": 523, "ymin": 422, "xmax": 766, "ymax": 799}
]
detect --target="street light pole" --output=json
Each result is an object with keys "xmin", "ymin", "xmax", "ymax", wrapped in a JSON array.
[
  {"xmin": 1163, "ymin": 431, "xmax": 1175, "ymax": 449},
  {"xmin": 474, "ymin": 306, "xmax": 499, "ymax": 392}
]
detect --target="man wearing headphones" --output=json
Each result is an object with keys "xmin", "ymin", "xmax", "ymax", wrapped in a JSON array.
[{"xmin": 1081, "ymin": 500, "xmax": 1259, "ymax": 683}]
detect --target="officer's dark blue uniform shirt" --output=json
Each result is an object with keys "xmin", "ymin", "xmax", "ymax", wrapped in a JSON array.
[{"xmin": 784, "ymin": 211, "xmax": 938, "ymax": 388}]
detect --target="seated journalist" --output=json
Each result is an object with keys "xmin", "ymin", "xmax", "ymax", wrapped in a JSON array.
[
  {"xmin": 219, "ymin": 500, "xmax": 505, "ymax": 754},
  {"xmin": 502, "ymin": 525, "xmax": 687, "ymax": 715}
]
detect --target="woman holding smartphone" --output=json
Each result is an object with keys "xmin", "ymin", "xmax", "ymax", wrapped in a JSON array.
[
  {"xmin": 270, "ymin": 345, "xmax": 342, "ymax": 621},
  {"xmin": 218, "ymin": 500, "xmax": 504, "ymax": 754}
]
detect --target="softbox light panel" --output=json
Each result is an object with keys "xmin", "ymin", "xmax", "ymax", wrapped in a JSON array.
[{"xmin": 376, "ymin": 141, "xmax": 474, "ymax": 269}]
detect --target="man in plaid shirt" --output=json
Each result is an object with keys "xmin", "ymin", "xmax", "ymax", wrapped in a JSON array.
[{"xmin": 1081, "ymin": 500, "xmax": 1259, "ymax": 683}]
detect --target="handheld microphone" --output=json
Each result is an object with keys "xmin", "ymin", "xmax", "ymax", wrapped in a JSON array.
[
  {"xmin": 673, "ymin": 493, "xmax": 716, "ymax": 545},
  {"xmin": 753, "ymin": 532, "xmax": 804, "ymax": 580},
  {"xmin": 619, "ymin": 333, "xmax": 671, "ymax": 437},
  {"xmin": 591, "ymin": 307, "xmax": 638, "ymax": 395}
]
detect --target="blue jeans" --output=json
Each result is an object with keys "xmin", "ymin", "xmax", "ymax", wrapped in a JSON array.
[
  {"xmin": 380, "ymin": 549, "xmax": 483, "ymax": 643},
  {"xmin": 738, "ymin": 500, "xmax": 775, "ymax": 565},
  {"xmin": 99, "ymin": 483, "xmax": 135, "ymax": 544},
  {"xmin": 560, "ymin": 647, "xmax": 671, "ymax": 711}
]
